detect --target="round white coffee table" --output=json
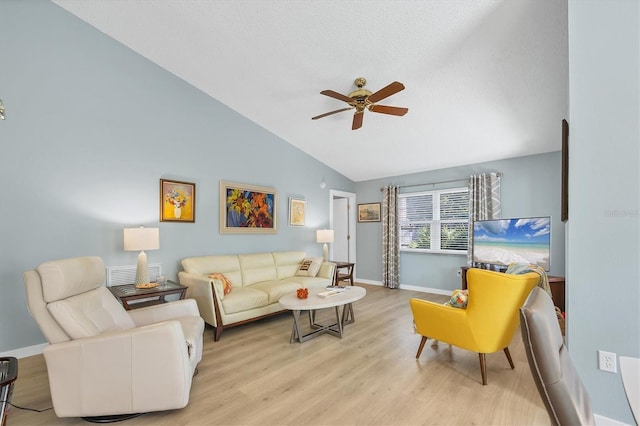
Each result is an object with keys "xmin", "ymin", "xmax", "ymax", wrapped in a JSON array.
[{"xmin": 279, "ymin": 286, "xmax": 366, "ymax": 343}]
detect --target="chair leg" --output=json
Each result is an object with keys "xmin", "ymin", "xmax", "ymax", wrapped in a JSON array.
[
  {"xmin": 503, "ymin": 347, "xmax": 515, "ymax": 369},
  {"xmin": 416, "ymin": 336, "xmax": 428, "ymax": 359},
  {"xmin": 479, "ymin": 353, "xmax": 487, "ymax": 385}
]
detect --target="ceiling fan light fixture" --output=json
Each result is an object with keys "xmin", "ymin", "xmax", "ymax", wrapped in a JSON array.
[{"xmin": 312, "ymin": 77, "xmax": 408, "ymax": 130}]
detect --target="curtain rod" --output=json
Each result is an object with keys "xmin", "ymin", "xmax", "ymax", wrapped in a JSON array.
[{"xmin": 380, "ymin": 172, "xmax": 502, "ymax": 191}]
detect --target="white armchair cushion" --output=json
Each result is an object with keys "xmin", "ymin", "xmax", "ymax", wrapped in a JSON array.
[
  {"xmin": 37, "ymin": 256, "xmax": 105, "ymax": 302},
  {"xmin": 47, "ymin": 287, "xmax": 135, "ymax": 339}
]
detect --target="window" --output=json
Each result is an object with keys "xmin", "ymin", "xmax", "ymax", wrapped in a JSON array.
[{"xmin": 398, "ymin": 187, "xmax": 469, "ymax": 253}]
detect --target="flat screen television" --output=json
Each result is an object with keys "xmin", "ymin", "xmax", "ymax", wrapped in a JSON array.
[{"xmin": 472, "ymin": 216, "xmax": 551, "ymax": 271}]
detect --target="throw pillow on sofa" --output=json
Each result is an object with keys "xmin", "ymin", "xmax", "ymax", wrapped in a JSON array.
[
  {"xmin": 209, "ymin": 273, "xmax": 232, "ymax": 299},
  {"xmin": 295, "ymin": 257, "xmax": 323, "ymax": 277}
]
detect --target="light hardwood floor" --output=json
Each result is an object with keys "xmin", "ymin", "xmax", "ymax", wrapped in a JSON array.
[{"xmin": 9, "ymin": 284, "xmax": 550, "ymax": 425}]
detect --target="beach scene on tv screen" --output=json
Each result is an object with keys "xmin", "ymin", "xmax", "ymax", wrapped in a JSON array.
[{"xmin": 473, "ymin": 217, "xmax": 550, "ymax": 270}]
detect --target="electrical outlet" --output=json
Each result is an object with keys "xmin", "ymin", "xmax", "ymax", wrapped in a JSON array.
[
  {"xmin": 598, "ymin": 350, "xmax": 617, "ymax": 373},
  {"xmin": 456, "ymin": 269, "xmax": 462, "ymax": 277}
]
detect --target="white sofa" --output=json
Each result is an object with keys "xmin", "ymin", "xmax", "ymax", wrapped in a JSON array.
[{"xmin": 179, "ymin": 251, "xmax": 336, "ymax": 341}]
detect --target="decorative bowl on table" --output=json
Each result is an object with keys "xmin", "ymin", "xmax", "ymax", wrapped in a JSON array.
[{"xmin": 296, "ymin": 288, "xmax": 309, "ymax": 299}]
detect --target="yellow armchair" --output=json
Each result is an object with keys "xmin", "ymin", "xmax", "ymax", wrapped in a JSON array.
[{"xmin": 409, "ymin": 268, "xmax": 540, "ymax": 385}]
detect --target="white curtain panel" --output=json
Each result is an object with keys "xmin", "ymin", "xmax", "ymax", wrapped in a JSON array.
[
  {"xmin": 467, "ymin": 172, "xmax": 502, "ymax": 265},
  {"xmin": 382, "ymin": 185, "xmax": 400, "ymax": 289}
]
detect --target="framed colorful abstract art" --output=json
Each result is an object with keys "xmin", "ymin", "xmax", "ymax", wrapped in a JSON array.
[
  {"xmin": 160, "ymin": 179, "xmax": 195, "ymax": 222},
  {"xmin": 219, "ymin": 180, "xmax": 277, "ymax": 234}
]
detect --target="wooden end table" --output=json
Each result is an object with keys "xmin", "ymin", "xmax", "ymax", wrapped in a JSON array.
[
  {"xmin": 108, "ymin": 280, "xmax": 187, "ymax": 310},
  {"xmin": 331, "ymin": 261, "xmax": 355, "ymax": 286}
]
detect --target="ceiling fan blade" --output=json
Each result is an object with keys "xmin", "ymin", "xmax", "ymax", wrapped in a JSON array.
[
  {"xmin": 320, "ymin": 90, "xmax": 355, "ymax": 104},
  {"xmin": 312, "ymin": 107, "xmax": 353, "ymax": 120},
  {"xmin": 352, "ymin": 111, "xmax": 364, "ymax": 130},
  {"xmin": 367, "ymin": 81, "xmax": 405, "ymax": 104},
  {"xmin": 368, "ymin": 104, "xmax": 409, "ymax": 116}
]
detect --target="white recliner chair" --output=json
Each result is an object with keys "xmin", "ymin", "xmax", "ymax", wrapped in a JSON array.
[{"xmin": 23, "ymin": 256, "xmax": 204, "ymax": 421}]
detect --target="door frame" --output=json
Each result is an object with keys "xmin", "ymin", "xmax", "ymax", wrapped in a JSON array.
[{"xmin": 329, "ymin": 190, "xmax": 357, "ymax": 271}]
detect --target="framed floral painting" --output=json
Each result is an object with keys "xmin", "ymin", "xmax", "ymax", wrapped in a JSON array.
[
  {"xmin": 160, "ymin": 179, "xmax": 195, "ymax": 222},
  {"xmin": 219, "ymin": 180, "xmax": 277, "ymax": 234}
]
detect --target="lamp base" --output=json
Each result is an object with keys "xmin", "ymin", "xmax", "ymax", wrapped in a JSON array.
[
  {"xmin": 322, "ymin": 243, "xmax": 328, "ymax": 262},
  {"xmin": 135, "ymin": 250, "xmax": 150, "ymax": 285}
]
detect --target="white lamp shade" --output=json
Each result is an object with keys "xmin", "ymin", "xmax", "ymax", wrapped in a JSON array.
[
  {"xmin": 123, "ymin": 227, "xmax": 160, "ymax": 251},
  {"xmin": 316, "ymin": 229, "xmax": 334, "ymax": 244}
]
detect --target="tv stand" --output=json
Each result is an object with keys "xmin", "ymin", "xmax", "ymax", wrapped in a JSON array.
[{"xmin": 460, "ymin": 267, "xmax": 565, "ymax": 313}]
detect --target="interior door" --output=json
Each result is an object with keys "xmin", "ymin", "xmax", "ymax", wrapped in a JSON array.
[
  {"xmin": 329, "ymin": 190, "xmax": 356, "ymax": 270},
  {"xmin": 332, "ymin": 198, "xmax": 349, "ymax": 261}
]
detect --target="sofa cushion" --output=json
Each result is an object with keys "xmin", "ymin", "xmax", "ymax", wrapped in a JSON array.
[
  {"xmin": 282, "ymin": 276, "xmax": 332, "ymax": 289},
  {"xmin": 251, "ymin": 280, "xmax": 301, "ymax": 304},
  {"xmin": 47, "ymin": 287, "xmax": 136, "ymax": 339},
  {"xmin": 295, "ymin": 257, "xmax": 323, "ymax": 277},
  {"xmin": 239, "ymin": 253, "xmax": 278, "ymax": 286},
  {"xmin": 273, "ymin": 251, "xmax": 306, "ymax": 279},
  {"xmin": 220, "ymin": 287, "xmax": 269, "ymax": 314},
  {"xmin": 182, "ymin": 255, "xmax": 243, "ymax": 286}
]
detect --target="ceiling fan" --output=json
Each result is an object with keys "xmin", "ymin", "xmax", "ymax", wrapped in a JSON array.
[{"xmin": 312, "ymin": 78, "xmax": 408, "ymax": 130}]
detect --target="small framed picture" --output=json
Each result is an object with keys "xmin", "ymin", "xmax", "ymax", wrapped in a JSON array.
[
  {"xmin": 358, "ymin": 202, "xmax": 381, "ymax": 223},
  {"xmin": 289, "ymin": 197, "xmax": 306, "ymax": 227},
  {"xmin": 160, "ymin": 179, "xmax": 195, "ymax": 222}
]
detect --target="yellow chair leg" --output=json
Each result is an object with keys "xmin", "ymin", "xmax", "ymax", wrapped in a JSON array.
[
  {"xmin": 504, "ymin": 347, "xmax": 515, "ymax": 369},
  {"xmin": 416, "ymin": 336, "xmax": 428, "ymax": 358},
  {"xmin": 479, "ymin": 353, "xmax": 487, "ymax": 385}
]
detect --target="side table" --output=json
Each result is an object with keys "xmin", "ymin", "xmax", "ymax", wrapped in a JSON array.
[
  {"xmin": 108, "ymin": 280, "xmax": 187, "ymax": 310},
  {"xmin": 331, "ymin": 261, "xmax": 355, "ymax": 286}
]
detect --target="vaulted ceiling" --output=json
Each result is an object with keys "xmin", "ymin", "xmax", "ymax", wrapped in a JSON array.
[{"xmin": 53, "ymin": 0, "xmax": 568, "ymax": 182}]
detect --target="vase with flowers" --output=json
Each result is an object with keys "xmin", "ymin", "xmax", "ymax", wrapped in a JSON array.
[{"xmin": 165, "ymin": 189, "xmax": 189, "ymax": 219}]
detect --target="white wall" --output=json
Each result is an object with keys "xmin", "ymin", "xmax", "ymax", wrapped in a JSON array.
[{"xmin": 567, "ymin": 0, "xmax": 639, "ymax": 423}]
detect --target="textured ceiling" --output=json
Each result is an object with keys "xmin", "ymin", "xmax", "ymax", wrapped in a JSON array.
[{"xmin": 53, "ymin": 0, "xmax": 568, "ymax": 182}]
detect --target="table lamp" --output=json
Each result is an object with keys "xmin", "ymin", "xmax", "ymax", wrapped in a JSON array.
[
  {"xmin": 316, "ymin": 229, "xmax": 334, "ymax": 262},
  {"xmin": 123, "ymin": 226, "xmax": 160, "ymax": 286}
]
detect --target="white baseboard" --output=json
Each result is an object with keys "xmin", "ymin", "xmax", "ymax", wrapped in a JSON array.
[
  {"xmin": 0, "ymin": 343, "xmax": 46, "ymax": 359},
  {"xmin": 355, "ymin": 277, "xmax": 453, "ymax": 296},
  {"xmin": 594, "ymin": 414, "xmax": 631, "ymax": 425}
]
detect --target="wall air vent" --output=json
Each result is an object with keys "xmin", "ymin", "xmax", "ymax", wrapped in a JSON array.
[{"xmin": 106, "ymin": 263, "xmax": 162, "ymax": 287}]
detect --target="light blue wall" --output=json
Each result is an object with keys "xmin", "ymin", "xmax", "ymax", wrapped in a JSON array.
[
  {"xmin": 568, "ymin": 1, "xmax": 639, "ymax": 424},
  {"xmin": 0, "ymin": 1, "xmax": 353, "ymax": 353},
  {"xmin": 354, "ymin": 152, "xmax": 565, "ymax": 291}
]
